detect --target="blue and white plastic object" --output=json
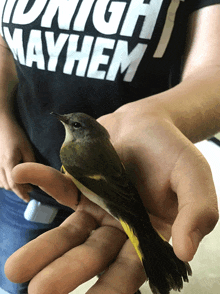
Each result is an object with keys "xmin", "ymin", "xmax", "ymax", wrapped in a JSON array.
[{"xmin": 24, "ymin": 199, "xmax": 58, "ymax": 224}]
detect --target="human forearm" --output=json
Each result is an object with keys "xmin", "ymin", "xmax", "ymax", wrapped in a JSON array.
[
  {"xmin": 116, "ymin": 68, "xmax": 220, "ymax": 145},
  {"xmin": 160, "ymin": 4, "xmax": 220, "ymax": 142},
  {"xmin": 0, "ymin": 36, "xmax": 18, "ymax": 117},
  {"xmin": 148, "ymin": 68, "xmax": 220, "ymax": 143},
  {"xmin": 0, "ymin": 37, "xmax": 35, "ymax": 201},
  {"xmin": 162, "ymin": 5, "xmax": 220, "ymax": 142},
  {"xmin": 117, "ymin": 4, "xmax": 220, "ymax": 144}
]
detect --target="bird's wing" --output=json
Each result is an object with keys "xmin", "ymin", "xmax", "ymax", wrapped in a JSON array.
[
  {"xmin": 64, "ymin": 156, "xmax": 146, "ymax": 220},
  {"xmin": 61, "ymin": 139, "xmax": 192, "ymax": 294},
  {"xmin": 62, "ymin": 136, "xmax": 151, "ymax": 232}
]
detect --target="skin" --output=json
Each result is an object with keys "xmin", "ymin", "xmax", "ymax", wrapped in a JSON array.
[
  {"xmin": 6, "ymin": 163, "xmax": 146, "ymax": 294},
  {"xmin": 1, "ymin": 4, "xmax": 220, "ymax": 294},
  {"xmin": 0, "ymin": 38, "xmax": 35, "ymax": 201}
]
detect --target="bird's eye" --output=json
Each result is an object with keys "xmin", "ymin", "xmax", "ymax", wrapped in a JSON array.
[{"xmin": 72, "ymin": 122, "xmax": 82, "ymax": 128}]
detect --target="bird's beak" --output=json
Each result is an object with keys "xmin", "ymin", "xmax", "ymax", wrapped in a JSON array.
[{"xmin": 50, "ymin": 112, "xmax": 69, "ymax": 124}]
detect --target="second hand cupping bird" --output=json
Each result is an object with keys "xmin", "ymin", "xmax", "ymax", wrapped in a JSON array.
[{"xmin": 51, "ymin": 112, "xmax": 192, "ymax": 294}]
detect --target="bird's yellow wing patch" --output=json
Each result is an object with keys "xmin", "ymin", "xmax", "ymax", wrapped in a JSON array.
[
  {"xmin": 119, "ymin": 219, "xmax": 143, "ymax": 262},
  {"xmin": 119, "ymin": 218, "xmax": 167, "ymax": 263},
  {"xmin": 62, "ymin": 166, "xmax": 166, "ymax": 261}
]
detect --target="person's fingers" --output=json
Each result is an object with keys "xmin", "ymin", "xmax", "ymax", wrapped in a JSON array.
[
  {"xmin": 13, "ymin": 142, "xmax": 36, "ymax": 201},
  {"xmin": 12, "ymin": 163, "xmax": 126, "ymax": 233},
  {"xmin": 0, "ymin": 168, "xmax": 10, "ymax": 190},
  {"xmin": 5, "ymin": 210, "xmax": 98, "ymax": 283},
  {"xmin": 87, "ymin": 240, "xmax": 146, "ymax": 294},
  {"xmin": 172, "ymin": 202, "xmax": 218, "ymax": 261},
  {"xmin": 0, "ymin": 148, "xmax": 33, "ymax": 201},
  {"xmin": 28, "ymin": 227, "xmax": 126, "ymax": 294},
  {"xmin": 12, "ymin": 162, "xmax": 79, "ymax": 208},
  {"xmin": 6, "ymin": 159, "xmax": 32, "ymax": 202},
  {"xmin": 171, "ymin": 146, "xmax": 219, "ymax": 261},
  {"xmin": 6, "ymin": 172, "xmax": 31, "ymax": 202},
  {"xmin": 20, "ymin": 142, "xmax": 36, "ymax": 163}
]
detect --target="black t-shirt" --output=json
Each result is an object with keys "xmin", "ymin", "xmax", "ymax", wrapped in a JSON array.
[{"xmin": 0, "ymin": 0, "xmax": 220, "ymax": 206}]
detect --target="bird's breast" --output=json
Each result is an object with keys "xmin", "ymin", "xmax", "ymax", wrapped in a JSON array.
[{"xmin": 63, "ymin": 167, "xmax": 114, "ymax": 218}]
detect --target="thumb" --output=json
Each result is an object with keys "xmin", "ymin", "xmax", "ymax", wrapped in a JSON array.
[
  {"xmin": 172, "ymin": 201, "xmax": 219, "ymax": 262},
  {"xmin": 170, "ymin": 143, "xmax": 219, "ymax": 262}
]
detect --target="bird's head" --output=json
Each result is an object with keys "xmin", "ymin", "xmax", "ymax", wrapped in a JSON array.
[{"xmin": 51, "ymin": 112, "xmax": 110, "ymax": 144}]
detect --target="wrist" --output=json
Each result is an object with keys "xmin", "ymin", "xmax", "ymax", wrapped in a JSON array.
[
  {"xmin": 115, "ymin": 96, "xmax": 173, "ymax": 129},
  {"xmin": 116, "ymin": 81, "xmax": 220, "ymax": 143}
]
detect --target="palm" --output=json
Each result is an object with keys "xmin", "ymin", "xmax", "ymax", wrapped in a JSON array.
[
  {"xmin": 4, "ymin": 110, "xmax": 218, "ymax": 294},
  {"xmin": 98, "ymin": 111, "xmax": 218, "ymax": 261},
  {"xmin": 5, "ymin": 162, "xmax": 146, "ymax": 293}
]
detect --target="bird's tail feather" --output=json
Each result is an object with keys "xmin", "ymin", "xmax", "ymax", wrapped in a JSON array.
[
  {"xmin": 136, "ymin": 225, "xmax": 192, "ymax": 294},
  {"xmin": 120, "ymin": 218, "xmax": 191, "ymax": 294}
]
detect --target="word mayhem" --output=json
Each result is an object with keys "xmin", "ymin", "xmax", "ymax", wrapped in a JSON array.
[{"xmin": 1, "ymin": 0, "xmax": 163, "ymax": 81}]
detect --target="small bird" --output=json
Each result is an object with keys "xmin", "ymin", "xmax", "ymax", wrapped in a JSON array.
[{"xmin": 51, "ymin": 112, "xmax": 192, "ymax": 294}]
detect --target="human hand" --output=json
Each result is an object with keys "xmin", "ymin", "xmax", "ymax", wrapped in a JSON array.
[
  {"xmin": 98, "ymin": 101, "xmax": 219, "ymax": 262},
  {"xmin": 5, "ymin": 163, "xmax": 146, "ymax": 294},
  {"xmin": 4, "ymin": 104, "xmax": 219, "ymax": 293},
  {"xmin": 0, "ymin": 115, "xmax": 35, "ymax": 201}
]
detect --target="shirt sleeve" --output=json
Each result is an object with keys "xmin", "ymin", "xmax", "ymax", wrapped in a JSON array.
[{"xmin": 187, "ymin": 0, "xmax": 220, "ymax": 13}]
